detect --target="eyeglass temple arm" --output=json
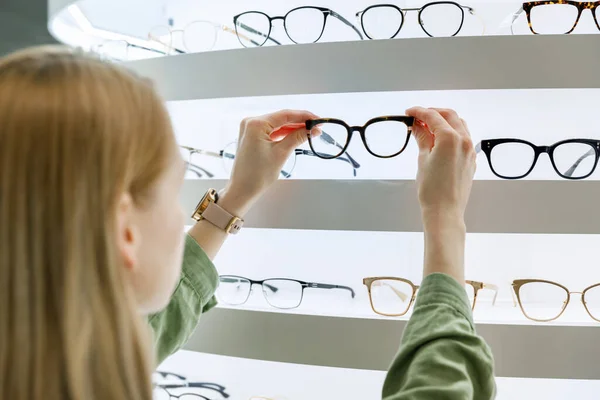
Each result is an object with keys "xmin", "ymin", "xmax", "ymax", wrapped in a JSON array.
[
  {"xmin": 156, "ymin": 370, "xmax": 187, "ymax": 381},
  {"xmin": 309, "ymin": 282, "xmax": 356, "ymax": 298},
  {"xmin": 328, "ymin": 10, "xmax": 364, "ymax": 39},
  {"xmin": 510, "ymin": 6, "xmax": 524, "ymax": 35},
  {"xmin": 475, "ymin": 141, "xmax": 482, "ymax": 154},
  {"xmin": 319, "ymin": 131, "xmax": 361, "ymax": 169},
  {"xmin": 296, "ymin": 149, "xmax": 360, "ymax": 177},
  {"xmin": 482, "ymin": 283, "xmax": 499, "ymax": 306},
  {"xmin": 465, "ymin": 7, "xmax": 487, "ymax": 35},
  {"xmin": 235, "ymin": 21, "xmax": 282, "ymax": 45},
  {"xmin": 222, "ymin": 25, "xmax": 263, "ymax": 47},
  {"xmin": 187, "ymin": 382, "xmax": 230, "ymax": 397},
  {"xmin": 145, "ymin": 35, "xmax": 186, "ymax": 54},
  {"xmin": 184, "ymin": 161, "xmax": 215, "ymax": 178},
  {"xmin": 510, "ymin": 285, "xmax": 518, "ymax": 307},
  {"xmin": 564, "ymin": 148, "xmax": 595, "ymax": 178}
]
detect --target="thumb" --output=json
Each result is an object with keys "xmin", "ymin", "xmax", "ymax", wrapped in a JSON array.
[
  {"xmin": 412, "ymin": 123, "xmax": 435, "ymax": 154},
  {"xmin": 276, "ymin": 127, "xmax": 311, "ymax": 152}
]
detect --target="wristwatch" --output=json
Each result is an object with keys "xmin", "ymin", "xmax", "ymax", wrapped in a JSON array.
[{"xmin": 191, "ymin": 188, "xmax": 244, "ymax": 234}]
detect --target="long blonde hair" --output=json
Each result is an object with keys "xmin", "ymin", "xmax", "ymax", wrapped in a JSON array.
[{"xmin": 0, "ymin": 46, "xmax": 176, "ymax": 399}]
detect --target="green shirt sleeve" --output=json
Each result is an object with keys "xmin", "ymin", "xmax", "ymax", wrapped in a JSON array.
[
  {"xmin": 382, "ymin": 273, "xmax": 496, "ymax": 400},
  {"xmin": 148, "ymin": 234, "xmax": 219, "ymax": 364}
]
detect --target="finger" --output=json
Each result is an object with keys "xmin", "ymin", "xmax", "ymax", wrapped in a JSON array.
[
  {"xmin": 259, "ymin": 109, "xmax": 319, "ymax": 131},
  {"xmin": 406, "ymin": 107, "xmax": 455, "ymax": 140},
  {"xmin": 276, "ymin": 126, "xmax": 313, "ymax": 152},
  {"xmin": 460, "ymin": 118, "xmax": 471, "ymax": 138},
  {"xmin": 411, "ymin": 122, "xmax": 435, "ymax": 153},
  {"xmin": 429, "ymin": 108, "xmax": 467, "ymax": 137},
  {"xmin": 270, "ymin": 122, "xmax": 306, "ymax": 141}
]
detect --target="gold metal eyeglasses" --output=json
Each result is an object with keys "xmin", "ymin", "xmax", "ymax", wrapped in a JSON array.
[
  {"xmin": 512, "ymin": 279, "xmax": 600, "ymax": 322},
  {"xmin": 363, "ymin": 276, "xmax": 498, "ymax": 317}
]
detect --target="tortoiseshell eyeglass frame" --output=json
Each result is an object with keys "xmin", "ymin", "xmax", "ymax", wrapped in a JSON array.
[
  {"xmin": 305, "ymin": 116, "xmax": 415, "ymax": 159},
  {"xmin": 522, "ymin": 1, "xmax": 600, "ymax": 34},
  {"xmin": 362, "ymin": 276, "xmax": 498, "ymax": 317},
  {"xmin": 512, "ymin": 279, "xmax": 600, "ymax": 322}
]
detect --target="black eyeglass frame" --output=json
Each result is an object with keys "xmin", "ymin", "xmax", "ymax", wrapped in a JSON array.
[
  {"xmin": 305, "ymin": 116, "xmax": 415, "ymax": 159},
  {"xmin": 219, "ymin": 275, "xmax": 356, "ymax": 310},
  {"xmin": 233, "ymin": 6, "xmax": 363, "ymax": 48},
  {"xmin": 153, "ymin": 371, "xmax": 230, "ymax": 399},
  {"xmin": 476, "ymin": 138, "xmax": 600, "ymax": 180},
  {"xmin": 356, "ymin": 1, "xmax": 474, "ymax": 39}
]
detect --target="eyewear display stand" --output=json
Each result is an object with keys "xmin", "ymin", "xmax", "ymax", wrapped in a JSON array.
[{"xmin": 48, "ymin": 0, "xmax": 600, "ymax": 397}]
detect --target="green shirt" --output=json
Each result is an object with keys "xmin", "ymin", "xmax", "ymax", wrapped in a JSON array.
[{"xmin": 150, "ymin": 235, "xmax": 496, "ymax": 399}]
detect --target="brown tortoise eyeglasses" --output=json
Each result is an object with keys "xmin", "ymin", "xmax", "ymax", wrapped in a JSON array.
[{"xmin": 511, "ymin": 1, "xmax": 600, "ymax": 35}]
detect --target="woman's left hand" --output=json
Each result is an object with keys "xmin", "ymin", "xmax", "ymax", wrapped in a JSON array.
[{"xmin": 218, "ymin": 109, "xmax": 318, "ymax": 217}]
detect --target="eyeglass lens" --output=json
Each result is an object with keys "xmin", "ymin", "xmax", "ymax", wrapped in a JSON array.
[
  {"xmin": 217, "ymin": 276, "xmax": 304, "ymax": 309},
  {"xmin": 235, "ymin": 12, "xmax": 271, "ymax": 47},
  {"xmin": 516, "ymin": 281, "xmax": 569, "ymax": 321},
  {"xmin": 284, "ymin": 7, "xmax": 326, "ymax": 44},
  {"xmin": 529, "ymin": 3, "xmax": 580, "ymax": 34},
  {"xmin": 369, "ymin": 279, "xmax": 414, "ymax": 316},
  {"xmin": 183, "ymin": 22, "xmax": 218, "ymax": 52},
  {"xmin": 262, "ymin": 279, "xmax": 303, "ymax": 309}
]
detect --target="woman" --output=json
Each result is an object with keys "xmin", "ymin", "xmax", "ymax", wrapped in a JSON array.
[{"xmin": 0, "ymin": 46, "xmax": 494, "ymax": 399}]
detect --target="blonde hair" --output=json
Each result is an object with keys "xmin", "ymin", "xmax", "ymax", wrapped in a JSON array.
[{"xmin": 0, "ymin": 46, "xmax": 176, "ymax": 399}]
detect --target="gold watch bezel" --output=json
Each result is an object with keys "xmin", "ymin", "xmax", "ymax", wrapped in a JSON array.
[{"xmin": 191, "ymin": 188, "xmax": 218, "ymax": 221}]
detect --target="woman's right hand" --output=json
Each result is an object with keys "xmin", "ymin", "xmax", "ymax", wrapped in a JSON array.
[
  {"xmin": 218, "ymin": 109, "xmax": 318, "ymax": 218},
  {"xmin": 406, "ymin": 107, "xmax": 476, "ymax": 283}
]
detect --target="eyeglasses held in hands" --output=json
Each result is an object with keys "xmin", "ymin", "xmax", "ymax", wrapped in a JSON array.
[
  {"xmin": 512, "ymin": 279, "xmax": 600, "ymax": 322},
  {"xmin": 356, "ymin": 1, "xmax": 480, "ymax": 39},
  {"xmin": 475, "ymin": 138, "xmax": 600, "ymax": 180},
  {"xmin": 218, "ymin": 275, "xmax": 356, "ymax": 310},
  {"xmin": 152, "ymin": 371, "xmax": 229, "ymax": 399},
  {"xmin": 509, "ymin": 1, "xmax": 600, "ymax": 35},
  {"xmin": 233, "ymin": 6, "xmax": 363, "ymax": 48},
  {"xmin": 306, "ymin": 116, "xmax": 415, "ymax": 159},
  {"xmin": 363, "ymin": 276, "xmax": 498, "ymax": 317}
]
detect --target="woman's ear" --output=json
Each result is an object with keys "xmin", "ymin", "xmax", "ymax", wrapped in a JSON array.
[{"xmin": 116, "ymin": 193, "xmax": 140, "ymax": 271}]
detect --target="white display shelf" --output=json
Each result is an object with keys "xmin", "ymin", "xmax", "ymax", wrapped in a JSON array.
[
  {"xmin": 184, "ymin": 308, "xmax": 600, "ymax": 380},
  {"xmin": 182, "ymin": 179, "xmax": 600, "ymax": 234},
  {"xmin": 121, "ymin": 35, "xmax": 600, "ymax": 101},
  {"xmin": 160, "ymin": 350, "xmax": 600, "ymax": 400},
  {"xmin": 209, "ymin": 229, "xmax": 600, "ymax": 325},
  {"xmin": 170, "ymin": 88, "xmax": 600, "ymax": 181}
]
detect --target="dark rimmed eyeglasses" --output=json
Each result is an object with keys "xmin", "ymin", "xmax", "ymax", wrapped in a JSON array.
[
  {"xmin": 476, "ymin": 138, "xmax": 600, "ymax": 180},
  {"xmin": 356, "ymin": 1, "xmax": 478, "ymax": 39},
  {"xmin": 305, "ymin": 116, "xmax": 415, "ymax": 159},
  {"xmin": 510, "ymin": 1, "xmax": 600, "ymax": 35},
  {"xmin": 218, "ymin": 275, "xmax": 356, "ymax": 309},
  {"xmin": 153, "ymin": 371, "xmax": 229, "ymax": 399},
  {"xmin": 233, "ymin": 6, "xmax": 363, "ymax": 48}
]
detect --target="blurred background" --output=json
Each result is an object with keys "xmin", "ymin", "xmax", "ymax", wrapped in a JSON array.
[{"xmin": 0, "ymin": 0, "xmax": 56, "ymax": 54}]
